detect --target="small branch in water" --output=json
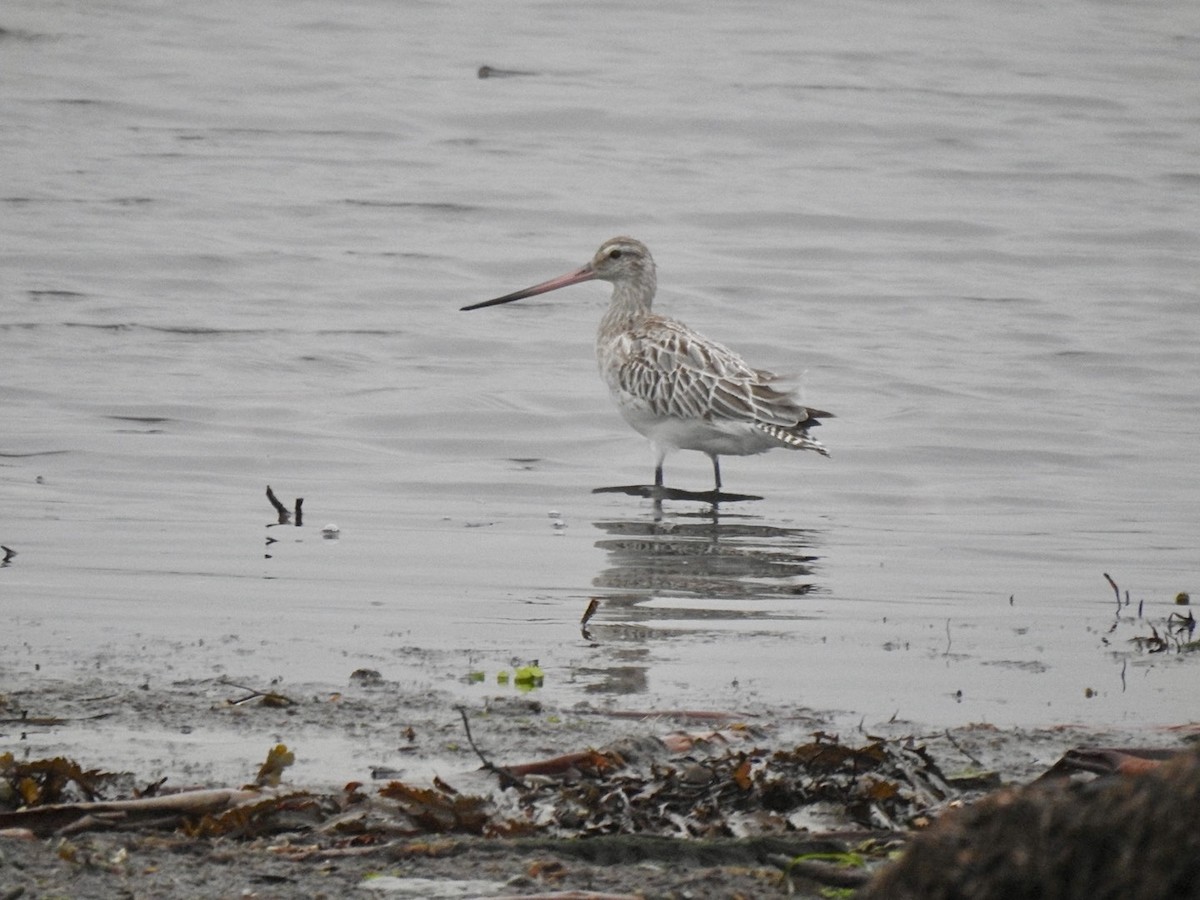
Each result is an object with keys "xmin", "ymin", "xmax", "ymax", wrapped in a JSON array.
[
  {"xmin": 455, "ymin": 706, "xmax": 526, "ymax": 790},
  {"xmin": 1103, "ymin": 572, "xmax": 1120, "ymax": 608},
  {"xmin": 266, "ymin": 486, "xmax": 304, "ymax": 526},
  {"xmin": 218, "ymin": 678, "xmax": 295, "ymax": 708},
  {"xmin": 266, "ymin": 485, "xmax": 290, "ymax": 524},
  {"xmin": 580, "ymin": 597, "xmax": 600, "ymax": 640}
]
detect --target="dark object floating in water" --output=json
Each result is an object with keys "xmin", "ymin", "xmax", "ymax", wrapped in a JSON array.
[
  {"xmin": 265, "ymin": 485, "xmax": 303, "ymax": 527},
  {"xmin": 477, "ymin": 65, "xmax": 537, "ymax": 79}
]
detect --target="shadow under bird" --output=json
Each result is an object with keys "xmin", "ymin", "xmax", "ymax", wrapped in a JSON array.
[{"xmin": 462, "ymin": 236, "xmax": 831, "ymax": 499}]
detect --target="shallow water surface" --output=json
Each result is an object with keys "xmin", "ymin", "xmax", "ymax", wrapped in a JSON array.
[{"xmin": 2, "ymin": 0, "xmax": 1199, "ymax": 771}]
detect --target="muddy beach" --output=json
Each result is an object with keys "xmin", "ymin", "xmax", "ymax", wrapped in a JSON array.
[{"xmin": 3, "ymin": 636, "xmax": 1197, "ymax": 899}]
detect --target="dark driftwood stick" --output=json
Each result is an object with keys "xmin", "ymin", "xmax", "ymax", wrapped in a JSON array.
[
  {"xmin": 0, "ymin": 787, "xmax": 263, "ymax": 837},
  {"xmin": 581, "ymin": 598, "xmax": 600, "ymax": 627},
  {"xmin": 266, "ymin": 486, "xmax": 304, "ymax": 527},
  {"xmin": 1103, "ymin": 572, "xmax": 1120, "ymax": 607},
  {"xmin": 266, "ymin": 485, "xmax": 290, "ymax": 524}
]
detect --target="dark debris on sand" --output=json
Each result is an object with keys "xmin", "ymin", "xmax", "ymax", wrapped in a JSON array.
[{"xmin": 3, "ymin": 709, "xmax": 1198, "ymax": 899}]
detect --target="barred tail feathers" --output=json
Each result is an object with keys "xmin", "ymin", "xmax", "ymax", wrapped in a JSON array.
[{"xmin": 754, "ymin": 421, "xmax": 830, "ymax": 457}]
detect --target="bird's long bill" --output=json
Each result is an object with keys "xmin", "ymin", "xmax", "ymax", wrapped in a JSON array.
[{"xmin": 460, "ymin": 264, "xmax": 596, "ymax": 311}]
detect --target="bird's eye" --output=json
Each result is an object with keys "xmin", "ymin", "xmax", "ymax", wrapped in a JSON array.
[{"xmin": 608, "ymin": 248, "xmax": 622, "ymax": 259}]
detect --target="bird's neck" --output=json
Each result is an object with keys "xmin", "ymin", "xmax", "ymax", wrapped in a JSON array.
[{"xmin": 599, "ymin": 276, "xmax": 656, "ymax": 334}]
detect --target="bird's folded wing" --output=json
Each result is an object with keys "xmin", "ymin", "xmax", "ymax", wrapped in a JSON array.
[{"xmin": 611, "ymin": 318, "xmax": 808, "ymax": 427}]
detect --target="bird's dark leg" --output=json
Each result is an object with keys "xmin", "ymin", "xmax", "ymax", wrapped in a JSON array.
[
  {"xmin": 711, "ymin": 456, "xmax": 722, "ymax": 502},
  {"xmin": 651, "ymin": 460, "xmax": 666, "ymax": 517}
]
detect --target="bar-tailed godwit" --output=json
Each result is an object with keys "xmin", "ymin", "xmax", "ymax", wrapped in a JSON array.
[{"xmin": 462, "ymin": 237, "xmax": 831, "ymax": 497}]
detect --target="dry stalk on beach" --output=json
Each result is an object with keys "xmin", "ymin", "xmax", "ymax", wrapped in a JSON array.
[
  {"xmin": 0, "ymin": 787, "xmax": 268, "ymax": 838},
  {"xmin": 455, "ymin": 706, "xmax": 528, "ymax": 790}
]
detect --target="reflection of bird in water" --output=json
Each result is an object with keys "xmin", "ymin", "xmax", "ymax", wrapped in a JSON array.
[
  {"xmin": 462, "ymin": 237, "xmax": 832, "ymax": 499},
  {"xmin": 579, "ymin": 513, "xmax": 825, "ymax": 700},
  {"xmin": 592, "ymin": 517, "xmax": 820, "ymax": 599}
]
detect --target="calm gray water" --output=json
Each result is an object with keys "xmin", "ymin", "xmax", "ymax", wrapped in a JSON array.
[{"xmin": 3, "ymin": 0, "xmax": 1199, "ymax": 747}]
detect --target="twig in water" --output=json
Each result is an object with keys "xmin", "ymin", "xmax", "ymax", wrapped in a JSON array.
[
  {"xmin": 266, "ymin": 485, "xmax": 304, "ymax": 527},
  {"xmin": 1103, "ymin": 572, "xmax": 1120, "ymax": 607},
  {"xmin": 943, "ymin": 619, "xmax": 952, "ymax": 656},
  {"xmin": 218, "ymin": 678, "xmax": 295, "ymax": 707},
  {"xmin": 455, "ymin": 706, "xmax": 526, "ymax": 790},
  {"xmin": 581, "ymin": 597, "xmax": 600, "ymax": 627},
  {"xmin": 266, "ymin": 485, "xmax": 290, "ymax": 524},
  {"xmin": 580, "ymin": 597, "xmax": 600, "ymax": 641}
]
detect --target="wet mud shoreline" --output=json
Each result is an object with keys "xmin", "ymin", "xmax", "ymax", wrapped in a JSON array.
[{"xmin": 3, "ymin": 659, "xmax": 1194, "ymax": 899}]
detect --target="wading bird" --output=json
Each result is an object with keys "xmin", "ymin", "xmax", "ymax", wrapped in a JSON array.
[{"xmin": 462, "ymin": 237, "xmax": 831, "ymax": 499}]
